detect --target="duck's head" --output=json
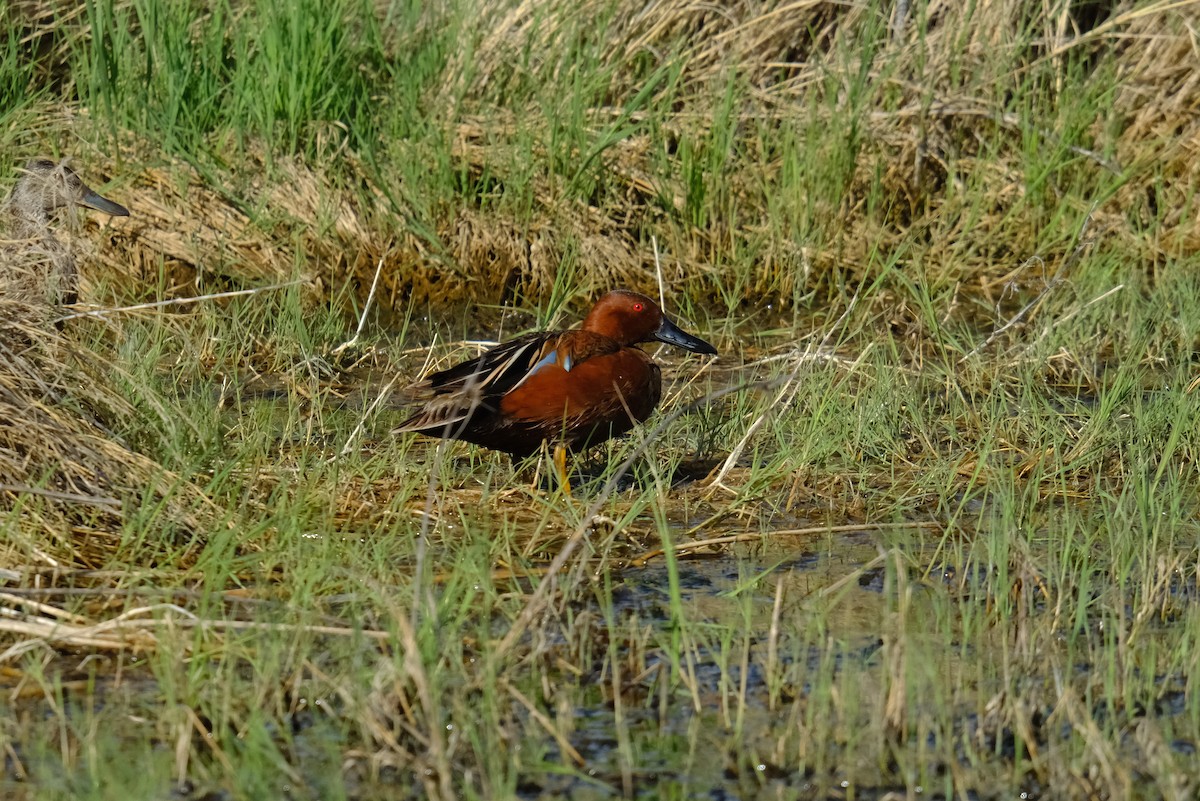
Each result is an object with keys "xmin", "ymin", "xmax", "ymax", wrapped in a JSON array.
[
  {"xmin": 9, "ymin": 159, "xmax": 130, "ymax": 220},
  {"xmin": 581, "ymin": 289, "xmax": 718, "ymax": 355}
]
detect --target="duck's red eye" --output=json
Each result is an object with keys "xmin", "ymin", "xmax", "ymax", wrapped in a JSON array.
[{"xmin": 633, "ymin": 302, "xmax": 644, "ymax": 312}]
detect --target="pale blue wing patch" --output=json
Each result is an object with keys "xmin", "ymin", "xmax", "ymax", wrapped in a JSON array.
[
  {"xmin": 508, "ymin": 345, "xmax": 571, "ymax": 391},
  {"xmin": 528, "ymin": 348, "xmax": 572, "ymax": 375},
  {"xmin": 530, "ymin": 349, "xmax": 560, "ymax": 375}
]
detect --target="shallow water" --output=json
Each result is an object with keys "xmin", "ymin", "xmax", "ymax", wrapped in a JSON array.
[{"xmin": 3, "ymin": 514, "xmax": 1197, "ymax": 801}]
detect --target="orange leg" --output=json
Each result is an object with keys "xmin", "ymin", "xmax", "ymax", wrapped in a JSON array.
[{"xmin": 553, "ymin": 443, "xmax": 571, "ymax": 495}]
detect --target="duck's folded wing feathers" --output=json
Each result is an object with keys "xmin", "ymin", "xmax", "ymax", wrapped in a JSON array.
[{"xmin": 396, "ymin": 332, "xmax": 619, "ymax": 434}]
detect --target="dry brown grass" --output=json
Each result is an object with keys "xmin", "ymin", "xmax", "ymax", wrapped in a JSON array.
[
  {"xmin": 444, "ymin": 0, "xmax": 1200, "ymax": 299},
  {"xmin": 84, "ymin": 141, "xmax": 653, "ymax": 312},
  {"xmin": 5, "ymin": 2, "xmax": 1197, "ymax": 317},
  {"xmin": 0, "ymin": 299, "xmax": 211, "ymax": 570}
]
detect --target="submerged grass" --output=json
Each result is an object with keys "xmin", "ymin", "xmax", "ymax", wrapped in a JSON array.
[{"xmin": 3, "ymin": 0, "xmax": 1200, "ymax": 799}]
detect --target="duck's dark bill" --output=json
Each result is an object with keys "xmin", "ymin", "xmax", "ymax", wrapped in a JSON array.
[
  {"xmin": 653, "ymin": 317, "xmax": 718, "ymax": 356},
  {"xmin": 81, "ymin": 189, "xmax": 130, "ymax": 217}
]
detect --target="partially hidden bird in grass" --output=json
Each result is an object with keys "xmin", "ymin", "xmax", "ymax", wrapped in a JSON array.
[
  {"xmin": 395, "ymin": 289, "xmax": 718, "ymax": 490},
  {"xmin": 1, "ymin": 159, "xmax": 130, "ymax": 307}
]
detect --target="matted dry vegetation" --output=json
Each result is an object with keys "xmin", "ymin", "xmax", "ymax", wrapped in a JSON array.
[
  {"xmin": 0, "ymin": 300, "xmax": 211, "ymax": 566},
  {"xmin": 7, "ymin": 1, "xmax": 1197, "ymax": 312},
  {"xmin": 447, "ymin": 0, "xmax": 1199, "ymax": 302}
]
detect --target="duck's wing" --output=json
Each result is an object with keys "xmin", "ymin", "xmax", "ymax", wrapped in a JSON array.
[{"xmin": 395, "ymin": 331, "xmax": 620, "ymax": 434}]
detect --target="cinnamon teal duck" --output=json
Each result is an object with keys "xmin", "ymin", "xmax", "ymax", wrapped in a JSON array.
[{"xmin": 395, "ymin": 290, "xmax": 718, "ymax": 486}]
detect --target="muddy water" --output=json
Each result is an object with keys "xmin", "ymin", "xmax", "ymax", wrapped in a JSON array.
[
  {"xmin": 508, "ymin": 514, "xmax": 1196, "ymax": 800},
  {"xmin": 513, "ymin": 526, "xmax": 905, "ymax": 800},
  {"xmin": 0, "ymin": 524, "xmax": 900, "ymax": 801},
  {"xmin": 5, "ymin": 519, "xmax": 1195, "ymax": 800}
]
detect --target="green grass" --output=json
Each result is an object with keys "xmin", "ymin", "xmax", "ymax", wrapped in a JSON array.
[{"xmin": 3, "ymin": 1, "xmax": 1200, "ymax": 799}]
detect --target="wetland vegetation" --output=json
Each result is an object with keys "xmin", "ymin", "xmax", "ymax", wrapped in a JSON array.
[{"xmin": 2, "ymin": 1, "xmax": 1199, "ymax": 799}]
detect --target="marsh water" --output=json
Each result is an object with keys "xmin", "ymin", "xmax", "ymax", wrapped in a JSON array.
[
  {"xmin": 2, "ymin": 525, "xmax": 898, "ymax": 800},
  {"xmin": 6, "ymin": 505, "xmax": 1194, "ymax": 801}
]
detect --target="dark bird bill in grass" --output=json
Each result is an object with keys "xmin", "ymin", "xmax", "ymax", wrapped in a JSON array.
[{"xmin": 2, "ymin": 159, "xmax": 130, "ymax": 308}]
